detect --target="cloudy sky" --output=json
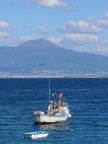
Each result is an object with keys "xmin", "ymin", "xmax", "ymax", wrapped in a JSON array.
[{"xmin": 1, "ymin": 0, "xmax": 108, "ymax": 56}]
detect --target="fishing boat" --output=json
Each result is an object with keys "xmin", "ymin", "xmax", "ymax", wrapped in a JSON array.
[
  {"xmin": 24, "ymin": 131, "xmax": 49, "ymax": 139},
  {"xmin": 33, "ymin": 79, "xmax": 71, "ymax": 124}
]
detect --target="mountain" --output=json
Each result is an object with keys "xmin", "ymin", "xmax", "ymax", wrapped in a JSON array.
[{"xmin": 0, "ymin": 38, "xmax": 108, "ymax": 73}]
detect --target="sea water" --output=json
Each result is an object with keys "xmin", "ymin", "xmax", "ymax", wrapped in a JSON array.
[{"xmin": 0, "ymin": 78, "xmax": 108, "ymax": 144}]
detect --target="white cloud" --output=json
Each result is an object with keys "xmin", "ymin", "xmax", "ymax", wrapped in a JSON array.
[
  {"xmin": 64, "ymin": 34, "xmax": 100, "ymax": 42},
  {"xmin": 58, "ymin": 14, "xmax": 108, "ymax": 56},
  {"xmin": 88, "ymin": 40, "xmax": 108, "ymax": 56},
  {"xmin": 27, "ymin": 0, "xmax": 74, "ymax": 10},
  {"xmin": 61, "ymin": 21, "xmax": 101, "ymax": 34},
  {"xmin": 87, "ymin": 13, "xmax": 108, "ymax": 28},
  {"xmin": 105, "ymin": 12, "xmax": 108, "ymax": 17},
  {"xmin": 98, "ymin": 19, "xmax": 108, "ymax": 27},
  {"xmin": 0, "ymin": 32, "xmax": 8, "ymax": 38},
  {"xmin": 0, "ymin": 21, "xmax": 10, "ymax": 30},
  {"xmin": 59, "ymin": 34, "xmax": 108, "ymax": 56},
  {"xmin": 19, "ymin": 35, "xmax": 34, "ymax": 41},
  {"xmin": 48, "ymin": 37, "xmax": 62, "ymax": 44},
  {"xmin": 0, "ymin": 32, "xmax": 12, "ymax": 46},
  {"xmin": 37, "ymin": 26, "xmax": 48, "ymax": 34}
]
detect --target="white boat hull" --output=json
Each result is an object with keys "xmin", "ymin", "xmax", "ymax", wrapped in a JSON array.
[
  {"xmin": 31, "ymin": 133, "xmax": 48, "ymax": 139},
  {"xmin": 25, "ymin": 131, "xmax": 49, "ymax": 139},
  {"xmin": 34, "ymin": 114, "xmax": 67, "ymax": 124}
]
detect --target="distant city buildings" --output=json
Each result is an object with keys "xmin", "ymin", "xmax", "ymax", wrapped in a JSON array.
[{"xmin": 0, "ymin": 70, "xmax": 108, "ymax": 78}]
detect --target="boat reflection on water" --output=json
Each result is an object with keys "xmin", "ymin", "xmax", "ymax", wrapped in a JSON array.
[{"xmin": 39, "ymin": 122, "xmax": 72, "ymax": 131}]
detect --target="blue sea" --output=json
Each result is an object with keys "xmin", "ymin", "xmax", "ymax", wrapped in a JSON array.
[{"xmin": 0, "ymin": 78, "xmax": 108, "ymax": 144}]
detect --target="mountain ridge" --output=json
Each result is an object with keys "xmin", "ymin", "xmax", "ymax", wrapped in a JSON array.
[{"xmin": 0, "ymin": 38, "xmax": 108, "ymax": 72}]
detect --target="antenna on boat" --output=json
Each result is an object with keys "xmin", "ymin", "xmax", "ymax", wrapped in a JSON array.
[{"xmin": 49, "ymin": 77, "xmax": 50, "ymax": 102}]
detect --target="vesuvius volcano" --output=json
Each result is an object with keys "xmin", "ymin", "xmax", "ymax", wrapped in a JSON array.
[{"xmin": 0, "ymin": 38, "xmax": 108, "ymax": 73}]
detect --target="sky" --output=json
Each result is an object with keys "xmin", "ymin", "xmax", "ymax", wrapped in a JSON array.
[{"xmin": 1, "ymin": 0, "xmax": 108, "ymax": 56}]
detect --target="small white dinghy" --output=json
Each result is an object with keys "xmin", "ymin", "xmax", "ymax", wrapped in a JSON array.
[{"xmin": 25, "ymin": 131, "xmax": 49, "ymax": 139}]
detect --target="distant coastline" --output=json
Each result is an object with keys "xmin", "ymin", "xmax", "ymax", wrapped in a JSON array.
[{"xmin": 0, "ymin": 70, "xmax": 108, "ymax": 78}]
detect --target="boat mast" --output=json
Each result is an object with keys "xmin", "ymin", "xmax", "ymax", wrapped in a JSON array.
[{"xmin": 49, "ymin": 78, "xmax": 50, "ymax": 102}]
